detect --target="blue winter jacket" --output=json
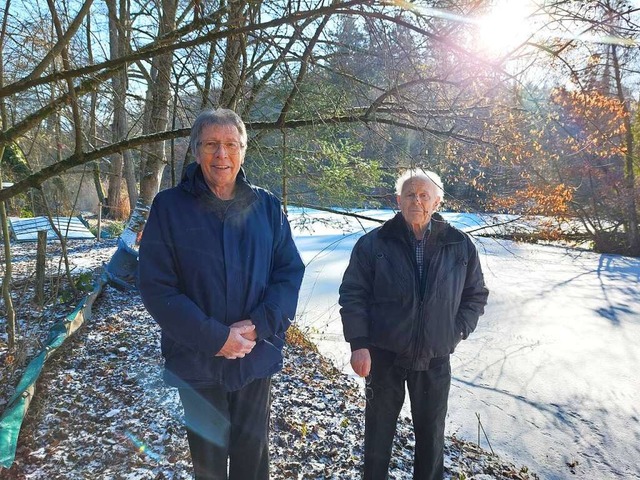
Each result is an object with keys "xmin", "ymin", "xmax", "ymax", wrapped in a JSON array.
[{"xmin": 138, "ymin": 163, "xmax": 305, "ymax": 391}]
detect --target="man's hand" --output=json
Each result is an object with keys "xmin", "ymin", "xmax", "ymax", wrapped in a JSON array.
[
  {"xmin": 350, "ymin": 348, "xmax": 371, "ymax": 377},
  {"xmin": 216, "ymin": 324, "xmax": 256, "ymax": 359},
  {"xmin": 230, "ymin": 319, "xmax": 258, "ymax": 341}
]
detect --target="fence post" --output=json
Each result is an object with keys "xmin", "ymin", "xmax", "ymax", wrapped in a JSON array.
[
  {"xmin": 97, "ymin": 203, "xmax": 102, "ymax": 242},
  {"xmin": 35, "ymin": 230, "xmax": 47, "ymax": 306}
]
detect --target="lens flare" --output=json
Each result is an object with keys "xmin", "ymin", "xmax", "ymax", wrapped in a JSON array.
[{"xmin": 125, "ymin": 430, "xmax": 162, "ymax": 461}]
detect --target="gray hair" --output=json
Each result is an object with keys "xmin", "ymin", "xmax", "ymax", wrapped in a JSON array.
[
  {"xmin": 395, "ymin": 168, "xmax": 444, "ymax": 202},
  {"xmin": 189, "ymin": 108, "xmax": 248, "ymax": 153}
]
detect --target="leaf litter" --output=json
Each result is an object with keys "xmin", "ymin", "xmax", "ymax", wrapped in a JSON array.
[{"xmin": 0, "ymin": 239, "xmax": 538, "ymax": 479}]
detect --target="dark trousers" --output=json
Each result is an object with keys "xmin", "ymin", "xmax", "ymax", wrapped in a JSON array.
[
  {"xmin": 364, "ymin": 349, "xmax": 451, "ymax": 480},
  {"xmin": 178, "ymin": 377, "xmax": 271, "ymax": 480}
]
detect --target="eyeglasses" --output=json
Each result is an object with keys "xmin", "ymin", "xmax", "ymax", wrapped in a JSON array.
[{"xmin": 198, "ymin": 141, "xmax": 245, "ymax": 154}]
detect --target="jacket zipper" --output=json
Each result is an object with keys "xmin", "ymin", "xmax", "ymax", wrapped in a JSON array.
[
  {"xmin": 410, "ymin": 246, "xmax": 440, "ymax": 368},
  {"xmin": 411, "ymin": 299, "xmax": 425, "ymax": 367},
  {"xmin": 409, "ymin": 242, "xmax": 425, "ymax": 367}
]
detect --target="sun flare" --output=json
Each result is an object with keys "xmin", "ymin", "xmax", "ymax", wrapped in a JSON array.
[{"xmin": 475, "ymin": 1, "xmax": 536, "ymax": 56}]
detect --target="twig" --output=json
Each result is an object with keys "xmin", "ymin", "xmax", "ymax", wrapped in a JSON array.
[{"xmin": 476, "ymin": 412, "xmax": 494, "ymax": 455}]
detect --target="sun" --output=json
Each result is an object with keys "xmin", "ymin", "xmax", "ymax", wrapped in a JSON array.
[{"xmin": 475, "ymin": 0, "xmax": 536, "ymax": 57}]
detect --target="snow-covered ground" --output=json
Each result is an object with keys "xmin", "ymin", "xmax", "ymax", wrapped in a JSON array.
[
  {"xmin": 1, "ymin": 227, "xmax": 535, "ymax": 479},
  {"xmin": 2, "ymin": 207, "xmax": 638, "ymax": 479},
  {"xmin": 290, "ymin": 208, "xmax": 640, "ymax": 480}
]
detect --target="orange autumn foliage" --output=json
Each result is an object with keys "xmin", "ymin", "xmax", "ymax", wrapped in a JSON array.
[{"xmin": 489, "ymin": 184, "xmax": 573, "ymax": 217}]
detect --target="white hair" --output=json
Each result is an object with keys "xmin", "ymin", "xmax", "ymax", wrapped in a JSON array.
[{"xmin": 395, "ymin": 168, "xmax": 444, "ymax": 202}]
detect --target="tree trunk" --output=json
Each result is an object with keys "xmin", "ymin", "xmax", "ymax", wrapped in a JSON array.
[
  {"xmin": 106, "ymin": 0, "xmax": 177, "ymax": 289},
  {"xmin": 92, "ymin": 162, "xmax": 106, "ymax": 207},
  {"xmin": 139, "ymin": 0, "xmax": 176, "ymax": 203},
  {"xmin": 611, "ymin": 45, "xmax": 639, "ymax": 254},
  {"xmin": 105, "ymin": 0, "xmax": 128, "ymax": 219},
  {"xmin": 180, "ymin": 41, "xmax": 216, "ymax": 180},
  {"xmin": 123, "ymin": 150, "xmax": 137, "ymax": 211},
  {"xmin": 219, "ymin": 0, "xmax": 248, "ymax": 110},
  {"xmin": 86, "ymin": 14, "xmax": 107, "ymax": 208},
  {"xmin": 281, "ymin": 128, "xmax": 288, "ymax": 213},
  {"xmin": 119, "ymin": 0, "xmax": 137, "ymax": 211},
  {"xmin": 106, "ymin": 132, "xmax": 123, "ymax": 217},
  {"xmin": 0, "ymin": 187, "xmax": 15, "ymax": 349}
]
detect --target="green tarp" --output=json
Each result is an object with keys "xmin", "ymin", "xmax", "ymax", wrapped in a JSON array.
[{"xmin": 0, "ymin": 273, "xmax": 106, "ymax": 469}]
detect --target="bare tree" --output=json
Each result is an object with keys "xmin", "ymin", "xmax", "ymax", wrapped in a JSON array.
[
  {"xmin": 0, "ymin": 1, "xmax": 507, "ymax": 227},
  {"xmin": 85, "ymin": 13, "xmax": 107, "ymax": 208}
]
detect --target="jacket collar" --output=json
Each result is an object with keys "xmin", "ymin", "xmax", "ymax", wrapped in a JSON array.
[
  {"xmin": 379, "ymin": 212, "xmax": 464, "ymax": 246},
  {"xmin": 180, "ymin": 162, "xmax": 258, "ymax": 213},
  {"xmin": 181, "ymin": 162, "xmax": 252, "ymax": 196}
]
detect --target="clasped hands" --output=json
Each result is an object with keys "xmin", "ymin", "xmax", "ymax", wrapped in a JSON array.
[{"xmin": 215, "ymin": 319, "xmax": 257, "ymax": 360}]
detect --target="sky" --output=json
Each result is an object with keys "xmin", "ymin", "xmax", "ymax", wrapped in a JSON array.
[{"xmin": 289, "ymin": 208, "xmax": 640, "ymax": 480}]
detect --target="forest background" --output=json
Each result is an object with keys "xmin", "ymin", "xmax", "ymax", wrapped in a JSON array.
[{"xmin": 1, "ymin": 0, "xmax": 640, "ymax": 355}]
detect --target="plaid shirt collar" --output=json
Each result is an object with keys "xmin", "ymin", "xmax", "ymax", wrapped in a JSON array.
[{"xmin": 407, "ymin": 221, "xmax": 431, "ymax": 278}]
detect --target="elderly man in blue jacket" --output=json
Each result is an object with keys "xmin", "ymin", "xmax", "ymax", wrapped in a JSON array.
[
  {"xmin": 138, "ymin": 108, "xmax": 305, "ymax": 480},
  {"xmin": 339, "ymin": 168, "xmax": 488, "ymax": 480}
]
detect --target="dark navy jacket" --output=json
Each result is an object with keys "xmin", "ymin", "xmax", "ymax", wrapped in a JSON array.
[
  {"xmin": 138, "ymin": 163, "xmax": 305, "ymax": 391},
  {"xmin": 339, "ymin": 212, "xmax": 488, "ymax": 370}
]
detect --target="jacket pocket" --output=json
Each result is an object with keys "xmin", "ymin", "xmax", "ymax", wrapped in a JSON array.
[
  {"xmin": 424, "ymin": 300, "xmax": 460, "ymax": 357},
  {"xmin": 222, "ymin": 339, "xmax": 282, "ymax": 391},
  {"xmin": 372, "ymin": 252, "xmax": 409, "ymax": 302},
  {"xmin": 435, "ymin": 255, "xmax": 468, "ymax": 299},
  {"xmin": 160, "ymin": 334, "xmax": 177, "ymax": 359}
]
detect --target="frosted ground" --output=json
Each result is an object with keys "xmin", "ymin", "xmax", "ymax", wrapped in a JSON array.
[{"xmin": 289, "ymin": 208, "xmax": 640, "ymax": 480}]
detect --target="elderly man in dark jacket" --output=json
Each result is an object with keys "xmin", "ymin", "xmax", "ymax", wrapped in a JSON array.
[
  {"xmin": 339, "ymin": 168, "xmax": 488, "ymax": 480},
  {"xmin": 138, "ymin": 108, "xmax": 305, "ymax": 480}
]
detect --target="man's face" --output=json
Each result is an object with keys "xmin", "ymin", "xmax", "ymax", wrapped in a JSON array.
[
  {"xmin": 397, "ymin": 177, "xmax": 441, "ymax": 229},
  {"xmin": 195, "ymin": 123, "xmax": 246, "ymax": 192}
]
